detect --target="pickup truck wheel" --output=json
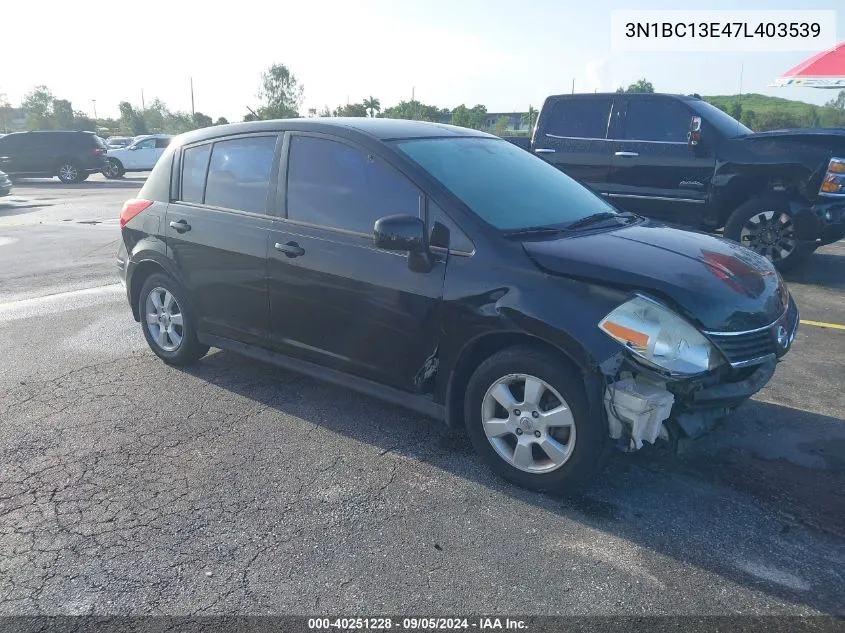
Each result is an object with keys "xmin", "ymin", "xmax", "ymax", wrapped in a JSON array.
[
  {"xmin": 725, "ymin": 199, "xmax": 812, "ymax": 272},
  {"xmin": 464, "ymin": 345, "xmax": 605, "ymax": 492}
]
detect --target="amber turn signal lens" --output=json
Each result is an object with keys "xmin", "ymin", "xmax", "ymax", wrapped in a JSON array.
[
  {"xmin": 827, "ymin": 160, "xmax": 845, "ymax": 174},
  {"xmin": 821, "ymin": 177, "xmax": 842, "ymax": 193}
]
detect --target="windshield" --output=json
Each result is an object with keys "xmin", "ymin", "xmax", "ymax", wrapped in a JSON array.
[
  {"xmin": 692, "ymin": 101, "xmax": 753, "ymax": 138},
  {"xmin": 394, "ymin": 137, "xmax": 617, "ymax": 231}
]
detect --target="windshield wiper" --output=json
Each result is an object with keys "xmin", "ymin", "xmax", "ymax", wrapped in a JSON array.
[
  {"xmin": 502, "ymin": 226, "xmax": 566, "ymax": 238},
  {"xmin": 566, "ymin": 211, "xmax": 638, "ymax": 230}
]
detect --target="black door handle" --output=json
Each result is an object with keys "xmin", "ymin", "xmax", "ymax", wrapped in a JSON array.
[
  {"xmin": 169, "ymin": 219, "xmax": 191, "ymax": 233},
  {"xmin": 275, "ymin": 241, "xmax": 305, "ymax": 258}
]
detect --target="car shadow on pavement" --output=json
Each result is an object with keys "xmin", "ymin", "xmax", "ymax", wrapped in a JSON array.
[
  {"xmin": 0, "ymin": 202, "xmax": 50, "ymax": 216},
  {"xmin": 180, "ymin": 351, "xmax": 845, "ymax": 615},
  {"xmin": 783, "ymin": 251, "xmax": 845, "ymax": 290},
  {"xmin": 10, "ymin": 178, "xmax": 146, "ymax": 190}
]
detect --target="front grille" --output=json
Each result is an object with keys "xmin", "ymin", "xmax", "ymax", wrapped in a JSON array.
[{"xmin": 705, "ymin": 299, "xmax": 798, "ymax": 367}]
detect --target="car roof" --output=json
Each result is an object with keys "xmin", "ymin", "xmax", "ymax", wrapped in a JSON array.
[
  {"xmin": 175, "ymin": 118, "xmax": 494, "ymax": 146},
  {"xmin": 546, "ymin": 92, "xmax": 700, "ymax": 102}
]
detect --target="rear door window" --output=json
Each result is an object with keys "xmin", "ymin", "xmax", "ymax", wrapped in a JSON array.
[
  {"xmin": 134, "ymin": 138, "xmax": 156, "ymax": 150},
  {"xmin": 622, "ymin": 99, "xmax": 692, "ymax": 143},
  {"xmin": 286, "ymin": 135, "xmax": 421, "ymax": 234},
  {"xmin": 545, "ymin": 98, "xmax": 613, "ymax": 139},
  {"xmin": 204, "ymin": 136, "xmax": 277, "ymax": 213},
  {"xmin": 180, "ymin": 143, "xmax": 211, "ymax": 204}
]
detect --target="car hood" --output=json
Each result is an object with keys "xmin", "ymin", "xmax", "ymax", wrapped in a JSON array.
[{"xmin": 521, "ymin": 222, "xmax": 788, "ymax": 332}]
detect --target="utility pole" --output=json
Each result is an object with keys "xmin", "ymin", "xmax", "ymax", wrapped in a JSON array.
[
  {"xmin": 739, "ymin": 62, "xmax": 744, "ymax": 100},
  {"xmin": 190, "ymin": 77, "xmax": 195, "ymax": 118},
  {"xmin": 91, "ymin": 99, "xmax": 97, "ymax": 119},
  {"xmin": 141, "ymin": 88, "xmax": 145, "ymax": 110},
  {"xmin": 572, "ymin": 78, "xmax": 575, "ymax": 94}
]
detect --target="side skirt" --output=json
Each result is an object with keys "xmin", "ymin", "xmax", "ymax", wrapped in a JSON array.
[{"xmin": 198, "ymin": 333, "xmax": 446, "ymax": 423}]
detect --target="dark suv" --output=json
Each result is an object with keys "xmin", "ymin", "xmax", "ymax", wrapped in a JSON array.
[
  {"xmin": 0, "ymin": 131, "xmax": 108, "ymax": 183},
  {"xmin": 118, "ymin": 119, "xmax": 798, "ymax": 490}
]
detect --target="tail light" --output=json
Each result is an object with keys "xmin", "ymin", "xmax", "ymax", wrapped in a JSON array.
[
  {"xmin": 120, "ymin": 198, "xmax": 153, "ymax": 228},
  {"xmin": 93, "ymin": 147, "xmax": 104, "ymax": 156}
]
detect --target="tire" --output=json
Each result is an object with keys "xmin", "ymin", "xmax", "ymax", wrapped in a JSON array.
[
  {"xmin": 464, "ymin": 345, "xmax": 606, "ymax": 492},
  {"xmin": 57, "ymin": 161, "xmax": 83, "ymax": 183},
  {"xmin": 138, "ymin": 273, "xmax": 209, "ymax": 366},
  {"xmin": 724, "ymin": 198, "xmax": 813, "ymax": 272},
  {"xmin": 103, "ymin": 158, "xmax": 125, "ymax": 179}
]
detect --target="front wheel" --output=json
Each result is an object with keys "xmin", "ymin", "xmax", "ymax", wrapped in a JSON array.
[
  {"xmin": 724, "ymin": 199, "xmax": 813, "ymax": 272},
  {"xmin": 138, "ymin": 273, "xmax": 209, "ymax": 366},
  {"xmin": 464, "ymin": 345, "xmax": 606, "ymax": 492}
]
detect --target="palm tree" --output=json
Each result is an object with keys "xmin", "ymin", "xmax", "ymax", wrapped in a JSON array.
[{"xmin": 363, "ymin": 96, "xmax": 381, "ymax": 118}]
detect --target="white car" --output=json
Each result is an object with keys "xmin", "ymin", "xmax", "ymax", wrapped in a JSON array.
[{"xmin": 103, "ymin": 134, "xmax": 172, "ymax": 178}]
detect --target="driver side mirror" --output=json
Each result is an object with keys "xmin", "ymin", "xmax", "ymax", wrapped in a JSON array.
[
  {"xmin": 127, "ymin": 145, "xmax": 137, "ymax": 150},
  {"xmin": 373, "ymin": 215, "xmax": 432, "ymax": 273},
  {"xmin": 688, "ymin": 115, "xmax": 702, "ymax": 147}
]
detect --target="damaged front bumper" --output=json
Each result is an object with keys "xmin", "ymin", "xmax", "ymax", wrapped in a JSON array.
[{"xmin": 604, "ymin": 360, "xmax": 778, "ymax": 452}]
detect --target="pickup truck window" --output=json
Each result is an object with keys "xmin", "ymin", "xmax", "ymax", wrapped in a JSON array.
[
  {"xmin": 691, "ymin": 100, "xmax": 752, "ymax": 138},
  {"xmin": 546, "ymin": 98, "xmax": 612, "ymax": 139},
  {"xmin": 395, "ymin": 137, "xmax": 616, "ymax": 231},
  {"xmin": 623, "ymin": 99, "xmax": 690, "ymax": 143}
]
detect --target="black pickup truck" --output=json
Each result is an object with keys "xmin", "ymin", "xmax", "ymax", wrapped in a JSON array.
[{"xmin": 507, "ymin": 92, "xmax": 845, "ymax": 270}]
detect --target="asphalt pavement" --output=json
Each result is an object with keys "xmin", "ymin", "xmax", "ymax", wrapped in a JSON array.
[{"xmin": 1, "ymin": 176, "xmax": 844, "ymax": 616}]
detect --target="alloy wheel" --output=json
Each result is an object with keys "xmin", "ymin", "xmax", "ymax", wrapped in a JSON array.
[
  {"xmin": 739, "ymin": 210, "xmax": 797, "ymax": 262},
  {"xmin": 481, "ymin": 373, "xmax": 576, "ymax": 474},
  {"xmin": 59, "ymin": 164, "xmax": 79, "ymax": 182},
  {"xmin": 144, "ymin": 287, "xmax": 184, "ymax": 352}
]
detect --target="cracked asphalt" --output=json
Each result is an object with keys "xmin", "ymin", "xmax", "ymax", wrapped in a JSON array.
[{"xmin": 1, "ymin": 177, "xmax": 844, "ymax": 616}]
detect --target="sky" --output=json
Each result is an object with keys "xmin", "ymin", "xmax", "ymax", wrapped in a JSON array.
[{"xmin": 1, "ymin": 0, "xmax": 843, "ymax": 122}]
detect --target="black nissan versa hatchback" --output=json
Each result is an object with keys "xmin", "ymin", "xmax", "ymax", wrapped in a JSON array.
[{"xmin": 117, "ymin": 118, "xmax": 798, "ymax": 490}]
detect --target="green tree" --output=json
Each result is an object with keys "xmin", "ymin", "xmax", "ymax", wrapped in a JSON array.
[
  {"xmin": 824, "ymin": 89, "xmax": 845, "ymax": 111},
  {"xmin": 740, "ymin": 109, "xmax": 758, "ymax": 131},
  {"xmin": 493, "ymin": 115, "xmax": 511, "ymax": 136},
  {"xmin": 363, "ymin": 96, "xmax": 381, "ymax": 117},
  {"xmin": 318, "ymin": 105, "xmax": 332, "ymax": 117},
  {"xmin": 755, "ymin": 111, "xmax": 799, "ymax": 131},
  {"xmin": 0, "ymin": 93, "xmax": 13, "ymax": 133},
  {"xmin": 256, "ymin": 63, "xmax": 304, "ymax": 119},
  {"xmin": 521, "ymin": 106, "xmax": 538, "ymax": 132},
  {"xmin": 193, "ymin": 112, "xmax": 213, "ymax": 128},
  {"xmin": 52, "ymin": 99, "xmax": 74, "ymax": 129},
  {"xmin": 71, "ymin": 111, "xmax": 97, "ymax": 132},
  {"xmin": 332, "ymin": 102, "xmax": 367, "ymax": 117},
  {"xmin": 215, "ymin": 117, "xmax": 229, "ymax": 125},
  {"xmin": 22, "ymin": 86, "xmax": 55, "ymax": 129},
  {"xmin": 729, "ymin": 101, "xmax": 743, "ymax": 121},
  {"xmin": 450, "ymin": 104, "xmax": 487, "ymax": 129},
  {"xmin": 381, "ymin": 100, "xmax": 444, "ymax": 122},
  {"xmin": 799, "ymin": 108, "xmax": 821, "ymax": 128},
  {"xmin": 616, "ymin": 79, "xmax": 655, "ymax": 93}
]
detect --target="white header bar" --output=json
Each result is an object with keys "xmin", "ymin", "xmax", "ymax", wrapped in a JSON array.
[{"xmin": 611, "ymin": 10, "xmax": 837, "ymax": 52}]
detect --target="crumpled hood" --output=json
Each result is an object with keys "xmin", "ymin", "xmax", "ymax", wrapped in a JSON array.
[
  {"xmin": 743, "ymin": 127, "xmax": 845, "ymax": 141},
  {"xmin": 522, "ymin": 222, "xmax": 789, "ymax": 332}
]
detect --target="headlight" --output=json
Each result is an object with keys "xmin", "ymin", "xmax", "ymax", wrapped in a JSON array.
[
  {"xmin": 820, "ymin": 157, "xmax": 845, "ymax": 196},
  {"xmin": 598, "ymin": 296, "xmax": 723, "ymax": 375}
]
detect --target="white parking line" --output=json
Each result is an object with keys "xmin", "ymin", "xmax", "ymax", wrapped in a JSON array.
[{"xmin": 0, "ymin": 284, "xmax": 124, "ymax": 322}]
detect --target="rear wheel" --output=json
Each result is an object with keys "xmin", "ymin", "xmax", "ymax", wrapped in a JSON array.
[
  {"xmin": 464, "ymin": 345, "xmax": 605, "ymax": 492},
  {"xmin": 725, "ymin": 199, "xmax": 812, "ymax": 271},
  {"xmin": 57, "ymin": 161, "xmax": 83, "ymax": 183},
  {"xmin": 138, "ymin": 273, "xmax": 209, "ymax": 366}
]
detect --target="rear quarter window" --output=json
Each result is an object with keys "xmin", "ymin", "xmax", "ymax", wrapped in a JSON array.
[{"xmin": 180, "ymin": 144, "xmax": 211, "ymax": 204}]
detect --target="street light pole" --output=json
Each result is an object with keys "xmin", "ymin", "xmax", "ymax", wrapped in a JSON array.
[{"xmin": 91, "ymin": 99, "xmax": 97, "ymax": 119}]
